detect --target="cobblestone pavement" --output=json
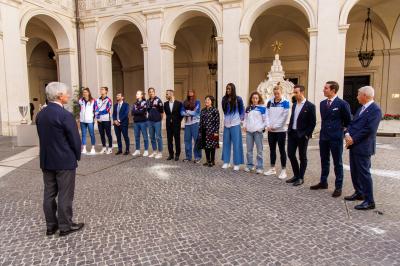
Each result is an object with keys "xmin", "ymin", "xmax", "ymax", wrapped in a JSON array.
[{"xmin": 1, "ymin": 134, "xmax": 400, "ymax": 265}]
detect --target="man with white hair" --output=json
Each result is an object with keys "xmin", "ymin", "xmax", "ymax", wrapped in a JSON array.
[
  {"xmin": 344, "ymin": 86, "xmax": 382, "ymax": 210},
  {"xmin": 36, "ymin": 82, "xmax": 84, "ymax": 236}
]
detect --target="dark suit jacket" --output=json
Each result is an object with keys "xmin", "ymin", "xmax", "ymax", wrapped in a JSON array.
[
  {"xmin": 288, "ymin": 100, "xmax": 316, "ymax": 139},
  {"xmin": 320, "ymin": 97, "xmax": 352, "ymax": 141},
  {"xmin": 36, "ymin": 102, "xmax": 81, "ymax": 170},
  {"xmin": 112, "ymin": 102, "xmax": 130, "ymax": 126},
  {"xmin": 347, "ymin": 102, "xmax": 382, "ymax": 156},
  {"xmin": 164, "ymin": 100, "xmax": 183, "ymax": 126}
]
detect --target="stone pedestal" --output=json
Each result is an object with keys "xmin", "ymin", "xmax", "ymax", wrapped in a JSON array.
[{"xmin": 16, "ymin": 124, "xmax": 39, "ymax": 146}]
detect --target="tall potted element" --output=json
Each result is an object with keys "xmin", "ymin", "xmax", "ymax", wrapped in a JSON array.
[{"xmin": 72, "ymin": 87, "xmax": 83, "ymax": 127}]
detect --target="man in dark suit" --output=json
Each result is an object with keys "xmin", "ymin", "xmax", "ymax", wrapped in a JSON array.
[
  {"xmin": 344, "ymin": 86, "xmax": 382, "ymax": 210},
  {"xmin": 164, "ymin": 89, "xmax": 183, "ymax": 161},
  {"xmin": 310, "ymin": 81, "xmax": 352, "ymax": 197},
  {"xmin": 113, "ymin": 93, "xmax": 130, "ymax": 155},
  {"xmin": 36, "ymin": 82, "xmax": 84, "ymax": 237},
  {"xmin": 286, "ymin": 85, "xmax": 316, "ymax": 186}
]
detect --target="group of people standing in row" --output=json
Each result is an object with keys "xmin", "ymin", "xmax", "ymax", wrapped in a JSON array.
[{"xmin": 35, "ymin": 80, "xmax": 382, "ymax": 236}]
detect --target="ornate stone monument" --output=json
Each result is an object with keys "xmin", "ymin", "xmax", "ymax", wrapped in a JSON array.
[{"xmin": 257, "ymin": 41, "xmax": 295, "ymax": 102}]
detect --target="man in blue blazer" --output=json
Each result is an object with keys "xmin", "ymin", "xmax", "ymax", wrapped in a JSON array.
[
  {"xmin": 113, "ymin": 93, "xmax": 130, "ymax": 155},
  {"xmin": 344, "ymin": 86, "xmax": 382, "ymax": 210},
  {"xmin": 310, "ymin": 81, "xmax": 352, "ymax": 197},
  {"xmin": 286, "ymin": 85, "xmax": 317, "ymax": 186},
  {"xmin": 36, "ymin": 82, "xmax": 84, "ymax": 237}
]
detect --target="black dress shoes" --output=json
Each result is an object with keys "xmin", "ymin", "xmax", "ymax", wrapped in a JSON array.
[
  {"xmin": 59, "ymin": 223, "xmax": 84, "ymax": 237},
  {"xmin": 174, "ymin": 157, "xmax": 179, "ymax": 161},
  {"xmin": 332, "ymin": 189, "xmax": 342, "ymax": 198},
  {"xmin": 167, "ymin": 156, "xmax": 173, "ymax": 160},
  {"xmin": 344, "ymin": 193, "xmax": 364, "ymax": 201},
  {"xmin": 355, "ymin": 201, "xmax": 375, "ymax": 210},
  {"xmin": 123, "ymin": 151, "xmax": 129, "ymax": 155},
  {"xmin": 46, "ymin": 226, "xmax": 58, "ymax": 236},
  {"xmin": 293, "ymin": 179, "xmax": 304, "ymax": 186},
  {"xmin": 286, "ymin": 177, "xmax": 297, "ymax": 183},
  {"xmin": 115, "ymin": 151, "xmax": 122, "ymax": 155},
  {"xmin": 310, "ymin": 183, "xmax": 328, "ymax": 190}
]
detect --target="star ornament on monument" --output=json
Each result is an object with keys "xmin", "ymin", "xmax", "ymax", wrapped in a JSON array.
[{"xmin": 272, "ymin": 40, "xmax": 283, "ymax": 54}]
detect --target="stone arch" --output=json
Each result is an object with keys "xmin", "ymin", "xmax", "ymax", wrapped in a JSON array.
[
  {"xmin": 20, "ymin": 8, "xmax": 74, "ymax": 49},
  {"xmin": 96, "ymin": 14, "xmax": 147, "ymax": 50},
  {"xmin": 240, "ymin": 0, "xmax": 316, "ymax": 36},
  {"xmin": 339, "ymin": 0, "xmax": 360, "ymax": 25},
  {"xmin": 160, "ymin": 4, "xmax": 222, "ymax": 44}
]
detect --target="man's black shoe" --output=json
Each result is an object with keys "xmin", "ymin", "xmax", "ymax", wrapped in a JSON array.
[
  {"xmin": 344, "ymin": 193, "xmax": 364, "ymax": 201},
  {"xmin": 59, "ymin": 223, "xmax": 84, "ymax": 237},
  {"xmin": 46, "ymin": 226, "xmax": 58, "ymax": 236},
  {"xmin": 115, "ymin": 151, "xmax": 122, "ymax": 155},
  {"xmin": 355, "ymin": 201, "xmax": 375, "ymax": 210},
  {"xmin": 332, "ymin": 189, "xmax": 342, "ymax": 198},
  {"xmin": 293, "ymin": 179, "xmax": 304, "ymax": 186},
  {"xmin": 286, "ymin": 177, "xmax": 297, "ymax": 183},
  {"xmin": 167, "ymin": 156, "xmax": 173, "ymax": 160},
  {"xmin": 174, "ymin": 157, "xmax": 179, "ymax": 161},
  {"xmin": 310, "ymin": 183, "xmax": 328, "ymax": 190},
  {"xmin": 123, "ymin": 151, "xmax": 129, "ymax": 155}
]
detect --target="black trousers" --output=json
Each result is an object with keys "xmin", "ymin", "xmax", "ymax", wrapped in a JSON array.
[
  {"xmin": 114, "ymin": 124, "xmax": 130, "ymax": 152},
  {"xmin": 42, "ymin": 169, "xmax": 76, "ymax": 231},
  {"xmin": 205, "ymin": 148, "xmax": 216, "ymax": 163},
  {"xmin": 287, "ymin": 131, "xmax": 309, "ymax": 180},
  {"xmin": 166, "ymin": 123, "xmax": 181, "ymax": 158},
  {"xmin": 98, "ymin": 121, "xmax": 113, "ymax": 148},
  {"xmin": 268, "ymin": 131, "xmax": 287, "ymax": 168}
]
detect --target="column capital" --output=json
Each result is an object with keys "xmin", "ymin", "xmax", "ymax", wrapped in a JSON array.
[
  {"xmin": 80, "ymin": 18, "xmax": 98, "ymax": 28},
  {"xmin": 215, "ymin": 36, "xmax": 223, "ymax": 45},
  {"xmin": 307, "ymin": 27, "xmax": 318, "ymax": 36},
  {"xmin": 339, "ymin": 24, "xmax": 350, "ymax": 33},
  {"xmin": 141, "ymin": 44, "xmax": 148, "ymax": 51},
  {"xmin": 239, "ymin": 34, "xmax": 252, "ymax": 44},
  {"xmin": 96, "ymin": 48, "xmax": 113, "ymax": 57},
  {"xmin": 142, "ymin": 8, "xmax": 164, "ymax": 19},
  {"xmin": 160, "ymin": 42, "xmax": 176, "ymax": 51},
  {"xmin": 20, "ymin": 36, "xmax": 29, "ymax": 45},
  {"xmin": 0, "ymin": 31, "xmax": 3, "ymax": 40},
  {"xmin": 219, "ymin": 0, "xmax": 242, "ymax": 9},
  {"xmin": 56, "ymin": 48, "xmax": 76, "ymax": 55}
]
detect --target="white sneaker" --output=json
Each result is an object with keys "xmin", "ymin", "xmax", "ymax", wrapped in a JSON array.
[
  {"xmin": 100, "ymin": 147, "xmax": 107, "ymax": 154},
  {"xmin": 143, "ymin": 150, "xmax": 149, "ymax": 157},
  {"xmin": 155, "ymin": 153, "xmax": 162, "ymax": 159},
  {"xmin": 90, "ymin": 147, "xmax": 96, "ymax": 155},
  {"xmin": 244, "ymin": 166, "xmax": 255, "ymax": 172},
  {"xmin": 256, "ymin": 169, "xmax": 263, "ymax": 174},
  {"xmin": 132, "ymin": 150, "xmax": 141, "ymax": 156},
  {"xmin": 222, "ymin": 163, "xmax": 230, "ymax": 169},
  {"xmin": 233, "ymin": 165, "xmax": 240, "ymax": 171},
  {"xmin": 106, "ymin": 148, "xmax": 113, "ymax": 154},
  {"xmin": 278, "ymin": 169, "xmax": 287, "ymax": 179},
  {"xmin": 81, "ymin": 145, "xmax": 87, "ymax": 154},
  {"xmin": 149, "ymin": 152, "xmax": 157, "ymax": 158},
  {"xmin": 264, "ymin": 167, "xmax": 276, "ymax": 176}
]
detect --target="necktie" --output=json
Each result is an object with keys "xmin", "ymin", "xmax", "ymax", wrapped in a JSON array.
[
  {"xmin": 117, "ymin": 103, "xmax": 121, "ymax": 120},
  {"xmin": 327, "ymin": 99, "xmax": 332, "ymax": 108},
  {"xmin": 359, "ymin": 105, "xmax": 366, "ymax": 116}
]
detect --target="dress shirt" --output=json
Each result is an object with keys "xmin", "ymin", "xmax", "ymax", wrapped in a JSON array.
[{"xmin": 292, "ymin": 98, "xmax": 306, "ymax": 130}]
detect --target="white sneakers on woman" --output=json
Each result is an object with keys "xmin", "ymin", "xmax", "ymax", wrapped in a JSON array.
[
  {"xmin": 222, "ymin": 163, "xmax": 230, "ymax": 169},
  {"xmin": 132, "ymin": 150, "xmax": 141, "ymax": 156},
  {"xmin": 264, "ymin": 167, "xmax": 287, "ymax": 179}
]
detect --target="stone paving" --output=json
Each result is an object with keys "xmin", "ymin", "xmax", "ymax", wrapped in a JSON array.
[{"xmin": 1, "ymin": 134, "xmax": 400, "ymax": 265}]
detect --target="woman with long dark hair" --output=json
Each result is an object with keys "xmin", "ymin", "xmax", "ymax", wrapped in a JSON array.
[
  {"xmin": 198, "ymin": 95, "xmax": 220, "ymax": 167},
  {"xmin": 221, "ymin": 83, "xmax": 245, "ymax": 170},
  {"xmin": 79, "ymin": 87, "xmax": 97, "ymax": 154},
  {"xmin": 180, "ymin": 89, "xmax": 202, "ymax": 163}
]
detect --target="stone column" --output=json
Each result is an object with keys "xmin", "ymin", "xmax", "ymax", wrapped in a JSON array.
[
  {"xmin": 216, "ymin": 36, "xmax": 224, "ymax": 111},
  {"xmin": 239, "ymin": 34, "xmax": 251, "ymax": 103},
  {"xmin": 56, "ymin": 48, "xmax": 79, "ymax": 97},
  {"xmin": 161, "ymin": 42, "xmax": 176, "ymax": 92},
  {"xmin": 96, "ymin": 49, "xmax": 114, "ymax": 99},
  {"xmin": 337, "ymin": 24, "xmax": 350, "ymax": 98},
  {"xmin": 143, "ymin": 9, "xmax": 163, "ymax": 95},
  {"xmin": 307, "ymin": 28, "xmax": 318, "ymax": 104},
  {"xmin": 0, "ymin": 2, "xmax": 30, "ymax": 135}
]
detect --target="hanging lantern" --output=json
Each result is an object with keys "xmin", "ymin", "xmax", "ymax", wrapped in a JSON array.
[
  {"xmin": 358, "ymin": 8, "xmax": 375, "ymax": 68},
  {"xmin": 207, "ymin": 26, "xmax": 217, "ymax": 76}
]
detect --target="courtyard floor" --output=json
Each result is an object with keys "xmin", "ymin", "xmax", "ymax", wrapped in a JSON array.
[{"xmin": 0, "ymin": 134, "xmax": 400, "ymax": 265}]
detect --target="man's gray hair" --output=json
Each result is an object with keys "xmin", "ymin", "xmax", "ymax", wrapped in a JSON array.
[
  {"xmin": 359, "ymin": 86, "xmax": 375, "ymax": 98},
  {"xmin": 45, "ymin": 82, "xmax": 69, "ymax": 101}
]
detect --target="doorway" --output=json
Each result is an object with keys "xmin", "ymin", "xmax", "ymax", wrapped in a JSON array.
[{"xmin": 344, "ymin": 75, "xmax": 370, "ymax": 114}]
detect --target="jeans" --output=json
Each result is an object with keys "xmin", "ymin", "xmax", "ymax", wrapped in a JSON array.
[
  {"xmin": 98, "ymin": 121, "xmax": 112, "ymax": 148},
  {"xmin": 80, "ymin": 122, "xmax": 95, "ymax": 146},
  {"xmin": 287, "ymin": 131, "xmax": 309, "ymax": 180},
  {"xmin": 268, "ymin": 131, "xmax": 287, "ymax": 168},
  {"xmin": 148, "ymin": 121, "xmax": 163, "ymax": 152},
  {"xmin": 114, "ymin": 124, "xmax": 130, "ymax": 152},
  {"xmin": 222, "ymin": 125, "xmax": 244, "ymax": 165},
  {"xmin": 184, "ymin": 123, "xmax": 202, "ymax": 160},
  {"xmin": 246, "ymin": 131, "xmax": 264, "ymax": 169},
  {"xmin": 133, "ymin": 121, "xmax": 149, "ymax": 150}
]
